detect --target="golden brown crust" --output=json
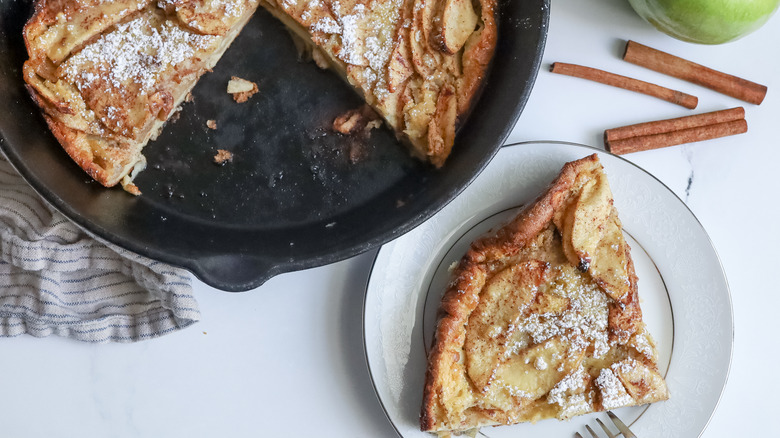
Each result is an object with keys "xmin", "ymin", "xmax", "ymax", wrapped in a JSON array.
[
  {"xmin": 23, "ymin": 0, "xmax": 258, "ymax": 192},
  {"xmin": 420, "ymin": 155, "xmax": 669, "ymax": 433},
  {"xmin": 420, "ymin": 156, "xmax": 586, "ymax": 432},
  {"xmin": 456, "ymin": 0, "xmax": 497, "ymax": 117},
  {"xmin": 25, "ymin": 84, "xmax": 117, "ymax": 185},
  {"xmin": 24, "ymin": 0, "xmax": 495, "ymax": 191},
  {"xmin": 260, "ymin": 0, "xmax": 497, "ymax": 168},
  {"xmin": 43, "ymin": 113, "xmax": 112, "ymax": 184}
]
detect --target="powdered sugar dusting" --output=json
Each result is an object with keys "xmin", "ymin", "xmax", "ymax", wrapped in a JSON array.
[
  {"xmin": 548, "ymin": 364, "xmax": 587, "ymax": 405},
  {"xmin": 311, "ymin": 15, "xmax": 341, "ymax": 34},
  {"xmin": 494, "ymin": 381, "xmax": 533, "ymax": 399},
  {"xmin": 505, "ymin": 265, "xmax": 611, "ymax": 359},
  {"xmin": 332, "ymin": 2, "xmax": 367, "ymax": 65},
  {"xmin": 304, "ymin": 0, "xmax": 402, "ymax": 94},
  {"xmin": 631, "ymin": 328, "xmax": 655, "ymax": 359},
  {"xmin": 212, "ymin": 0, "xmax": 243, "ymax": 17},
  {"xmin": 158, "ymin": 0, "xmax": 243, "ymax": 17},
  {"xmin": 596, "ymin": 365, "xmax": 634, "ymax": 410},
  {"xmin": 559, "ymin": 393, "xmax": 591, "ymax": 418},
  {"xmin": 547, "ymin": 365, "xmax": 594, "ymax": 418},
  {"xmin": 64, "ymin": 11, "xmax": 217, "ymax": 93}
]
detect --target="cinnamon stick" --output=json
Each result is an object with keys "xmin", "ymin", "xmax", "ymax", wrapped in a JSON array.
[
  {"xmin": 606, "ymin": 119, "xmax": 747, "ymax": 155},
  {"xmin": 550, "ymin": 62, "xmax": 698, "ymax": 109},
  {"xmin": 623, "ymin": 40, "xmax": 767, "ymax": 105},
  {"xmin": 605, "ymin": 107, "xmax": 744, "ymax": 142}
]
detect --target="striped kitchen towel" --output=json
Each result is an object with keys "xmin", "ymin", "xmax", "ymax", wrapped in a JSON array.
[{"xmin": 0, "ymin": 156, "xmax": 200, "ymax": 342}]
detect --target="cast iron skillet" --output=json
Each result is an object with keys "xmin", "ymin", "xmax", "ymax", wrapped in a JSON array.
[{"xmin": 0, "ymin": 0, "xmax": 549, "ymax": 291}]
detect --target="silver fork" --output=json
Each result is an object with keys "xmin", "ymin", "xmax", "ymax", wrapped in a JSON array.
[{"xmin": 574, "ymin": 411, "xmax": 637, "ymax": 438}]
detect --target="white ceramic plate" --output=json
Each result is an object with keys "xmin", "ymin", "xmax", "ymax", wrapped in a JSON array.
[{"xmin": 363, "ymin": 141, "xmax": 732, "ymax": 438}]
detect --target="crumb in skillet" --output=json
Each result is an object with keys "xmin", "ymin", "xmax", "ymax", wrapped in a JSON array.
[
  {"xmin": 227, "ymin": 76, "xmax": 258, "ymax": 103},
  {"xmin": 213, "ymin": 149, "xmax": 233, "ymax": 165},
  {"xmin": 332, "ymin": 104, "xmax": 381, "ymax": 135}
]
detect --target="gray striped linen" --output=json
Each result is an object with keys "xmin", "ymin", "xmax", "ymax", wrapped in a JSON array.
[{"xmin": 0, "ymin": 155, "xmax": 199, "ymax": 342}]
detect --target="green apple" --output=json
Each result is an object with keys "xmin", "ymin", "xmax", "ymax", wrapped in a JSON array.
[{"xmin": 628, "ymin": 0, "xmax": 780, "ymax": 44}]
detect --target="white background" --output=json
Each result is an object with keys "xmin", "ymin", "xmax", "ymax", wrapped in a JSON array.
[{"xmin": 3, "ymin": 0, "xmax": 778, "ymax": 436}]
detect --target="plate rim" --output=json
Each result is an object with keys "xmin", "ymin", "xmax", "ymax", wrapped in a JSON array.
[{"xmin": 361, "ymin": 140, "xmax": 734, "ymax": 438}]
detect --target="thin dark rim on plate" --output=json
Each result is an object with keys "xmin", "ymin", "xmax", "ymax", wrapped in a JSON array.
[{"xmin": 361, "ymin": 140, "xmax": 733, "ymax": 437}]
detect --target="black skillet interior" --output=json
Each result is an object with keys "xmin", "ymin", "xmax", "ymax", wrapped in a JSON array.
[{"xmin": 0, "ymin": 0, "xmax": 549, "ymax": 291}]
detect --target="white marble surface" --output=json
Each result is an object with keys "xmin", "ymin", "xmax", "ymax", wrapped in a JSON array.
[{"xmin": 3, "ymin": 0, "xmax": 778, "ymax": 436}]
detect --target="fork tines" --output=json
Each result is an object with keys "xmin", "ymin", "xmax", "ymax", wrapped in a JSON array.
[{"xmin": 574, "ymin": 411, "xmax": 636, "ymax": 438}]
